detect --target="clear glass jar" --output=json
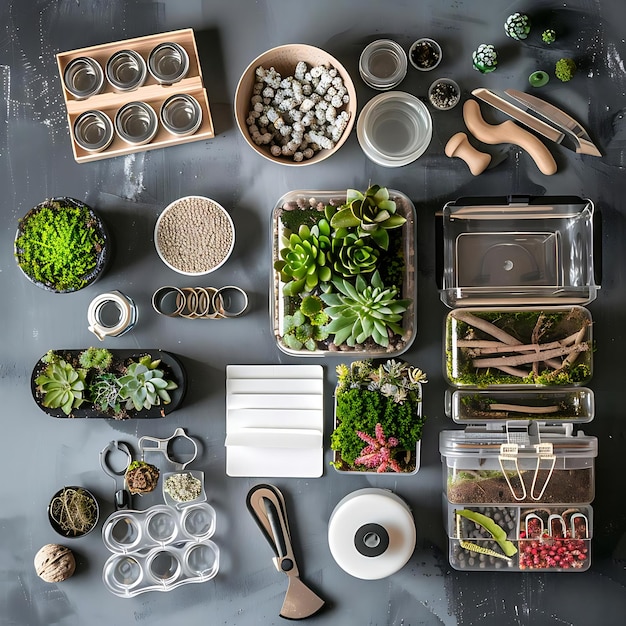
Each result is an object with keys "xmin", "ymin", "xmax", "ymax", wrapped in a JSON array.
[{"xmin": 359, "ymin": 39, "xmax": 407, "ymax": 90}]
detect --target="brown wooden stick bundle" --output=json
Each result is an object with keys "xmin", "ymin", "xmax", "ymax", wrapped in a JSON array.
[
  {"xmin": 472, "ymin": 342, "xmax": 589, "ymax": 368},
  {"xmin": 489, "ymin": 403, "xmax": 559, "ymax": 414},
  {"xmin": 450, "ymin": 310, "xmax": 522, "ymax": 346}
]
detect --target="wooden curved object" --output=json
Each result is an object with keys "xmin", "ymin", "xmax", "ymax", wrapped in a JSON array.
[
  {"xmin": 463, "ymin": 99, "xmax": 557, "ymax": 175},
  {"xmin": 445, "ymin": 132, "xmax": 492, "ymax": 176}
]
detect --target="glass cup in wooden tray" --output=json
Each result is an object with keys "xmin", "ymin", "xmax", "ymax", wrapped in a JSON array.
[
  {"xmin": 271, "ymin": 189, "xmax": 417, "ymax": 357},
  {"xmin": 56, "ymin": 28, "xmax": 214, "ymax": 162},
  {"xmin": 446, "ymin": 502, "xmax": 592, "ymax": 572}
]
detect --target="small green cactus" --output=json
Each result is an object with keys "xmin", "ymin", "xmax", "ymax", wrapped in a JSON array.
[
  {"xmin": 89, "ymin": 373, "xmax": 122, "ymax": 414},
  {"xmin": 555, "ymin": 58, "xmax": 577, "ymax": 82},
  {"xmin": 472, "ymin": 44, "xmax": 498, "ymax": 73},
  {"xmin": 79, "ymin": 347, "xmax": 113, "ymax": 370},
  {"xmin": 542, "ymin": 29, "xmax": 556, "ymax": 44},
  {"xmin": 274, "ymin": 220, "xmax": 332, "ymax": 296},
  {"xmin": 504, "ymin": 13, "xmax": 531, "ymax": 40}
]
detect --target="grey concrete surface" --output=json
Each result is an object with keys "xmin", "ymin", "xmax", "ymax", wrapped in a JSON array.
[{"xmin": 1, "ymin": 1, "xmax": 625, "ymax": 624}]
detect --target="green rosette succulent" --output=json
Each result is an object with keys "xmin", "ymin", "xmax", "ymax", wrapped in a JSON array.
[
  {"xmin": 274, "ymin": 220, "xmax": 332, "ymax": 296},
  {"xmin": 36, "ymin": 359, "xmax": 87, "ymax": 415},
  {"xmin": 328, "ymin": 185, "xmax": 405, "ymax": 251},
  {"xmin": 331, "ymin": 232, "xmax": 380, "ymax": 277},
  {"xmin": 118, "ymin": 355, "xmax": 178, "ymax": 412},
  {"xmin": 472, "ymin": 44, "xmax": 498, "ymax": 73},
  {"xmin": 504, "ymin": 13, "xmax": 531, "ymax": 40},
  {"xmin": 320, "ymin": 270, "xmax": 411, "ymax": 348}
]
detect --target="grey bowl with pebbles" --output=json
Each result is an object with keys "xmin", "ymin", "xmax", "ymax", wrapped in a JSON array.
[{"xmin": 155, "ymin": 196, "xmax": 235, "ymax": 275}]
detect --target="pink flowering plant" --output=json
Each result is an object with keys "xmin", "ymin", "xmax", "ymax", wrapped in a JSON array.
[{"xmin": 331, "ymin": 359, "xmax": 427, "ymax": 473}]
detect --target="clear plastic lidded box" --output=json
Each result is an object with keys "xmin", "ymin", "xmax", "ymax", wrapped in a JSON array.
[
  {"xmin": 446, "ymin": 502, "xmax": 592, "ymax": 572},
  {"xmin": 444, "ymin": 306, "xmax": 593, "ymax": 388},
  {"xmin": 440, "ymin": 424, "xmax": 598, "ymax": 506},
  {"xmin": 438, "ymin": 196, "xmax": 600, "ymax": 308},
  {"xmin": 271, "ymin": 189, "xmax": 417, "ymax": 357}
]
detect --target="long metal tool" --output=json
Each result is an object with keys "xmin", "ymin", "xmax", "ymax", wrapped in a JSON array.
[
  {"xmin": 246, "ymin": 484, "xmax": 325, "ymax": 620},
  {"xmin": 504, "ymin": 88, "xmax": 602, "ymax": 156}
]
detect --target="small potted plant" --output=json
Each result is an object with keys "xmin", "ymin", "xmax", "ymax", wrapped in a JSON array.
[
  {"xmin": 14, "ymin": 197, "xmax": 110, "ymax": 292},
  {"xmin": 32, "ymin": 347, "xmax": 186, "ymax": 419},
  {"xmin": 331, "ymin": 358, "xmax": 427, "ymax": 473}
]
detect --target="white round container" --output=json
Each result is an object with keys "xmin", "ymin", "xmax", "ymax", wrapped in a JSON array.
[
  {"xmin": 357, "ymin": 91, "xmax": 432, "ymax": 167},
  {"xmin": 328, "ymin": 488, "xmax": 416, "ymax": 580}
]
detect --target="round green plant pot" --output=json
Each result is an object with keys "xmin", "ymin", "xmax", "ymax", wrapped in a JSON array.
[{"xmin": 14, "ymin": 196, "xmax": 111, "ymax": 293}]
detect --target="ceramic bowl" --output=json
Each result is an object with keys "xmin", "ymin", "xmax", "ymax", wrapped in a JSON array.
[{"xmin": 234, "ymin": 44, "xmax": 357, "ymax": 166}]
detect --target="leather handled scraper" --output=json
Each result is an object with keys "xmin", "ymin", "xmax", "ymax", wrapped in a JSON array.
[{"xmin": 247, "ymin": 484, "xmax": 325, "ymax": 620}]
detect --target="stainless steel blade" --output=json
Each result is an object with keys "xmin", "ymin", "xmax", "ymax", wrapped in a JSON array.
[
  {"xmin": 471, "ymin": 88, "xmax": 565, "ymax": 144},
  {"xmin": 505, "ymin": 89, "xmax": 602, "ymax": 156}
]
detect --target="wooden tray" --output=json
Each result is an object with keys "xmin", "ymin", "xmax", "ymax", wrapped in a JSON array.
[{"xmin": 56, "ymin": 29, "xmax": 214, "ymax": 163}]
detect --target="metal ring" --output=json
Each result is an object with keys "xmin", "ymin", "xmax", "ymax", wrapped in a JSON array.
[
  {"xmin": 213, "ymin": 285, "xmax": 249, "ymax": 318},
  {"xmin": 177, "ymin": 287, "xmax": 200, "ymax": 318},
  {"xmin": 152, "ymin": 286, "xmax": 185, "ymax": 316},
  {"xmin": 87, "ymin": 291, "xmax": 137, "ymax": 340}
]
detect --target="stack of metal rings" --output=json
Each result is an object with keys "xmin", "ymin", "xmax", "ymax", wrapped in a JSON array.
[{"xmin": 152, "ymin": 286, "xmax": 248, "ymax": 319}]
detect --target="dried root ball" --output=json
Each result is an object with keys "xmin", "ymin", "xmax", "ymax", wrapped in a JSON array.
[{"xmin": 34, "ymin": 544, "xmax": 76, "ymax": 583}]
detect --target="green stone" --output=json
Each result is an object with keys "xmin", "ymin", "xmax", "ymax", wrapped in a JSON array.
[{"xmin": 529, "ymin": 71, "xmax": 549, "ymax": 87}]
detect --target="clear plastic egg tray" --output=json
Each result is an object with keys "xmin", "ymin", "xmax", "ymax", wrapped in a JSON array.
[{"xmin": 102, "ymin": 503, "xmax": 219, "ymax": 596}]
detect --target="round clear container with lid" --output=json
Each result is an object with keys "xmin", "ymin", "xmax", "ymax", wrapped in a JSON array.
[{"xmin": 359, "ymin": 39, "xmax": 407, "ymax": 90}]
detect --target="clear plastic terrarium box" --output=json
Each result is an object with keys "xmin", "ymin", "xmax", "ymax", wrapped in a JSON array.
[
  {"xmin": 439, "ymin": 424, "xmax": 598, "ymax": 507},
  {"xmin": 445, "ymin": 306, "xmax": 593, "ymax": 388},
  {"xmin": 437, "ymin": 196, "xmax": 600, "ymax": 308},
  {"xmin": 446, "ymin": 502, "xmax": 592, "ymax": 572},
  {"xmin": 445, "ymin": 388, "xmax": 595, "ymax": 424},
  {"xmin": 271, "ymin": 189, "xmax": 417, "ymax": 357}
]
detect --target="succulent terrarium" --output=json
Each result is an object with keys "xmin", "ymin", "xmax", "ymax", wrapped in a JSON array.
[
  {"xmin": 331, "ymin": 358, "xmax": 427, "ymax": 473},
  {"xmin": 271, "ymin": 185, "xmax": 416, "ymax": 356}
]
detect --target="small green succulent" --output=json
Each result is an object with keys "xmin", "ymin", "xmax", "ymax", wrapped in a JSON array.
[
  {"xmin": 320, "ymin": 271, "xmax": 411, "ymax": 348},
  {"xmin": 504, "ymin": 13, "xmax": 531, "ymax": 40},
  {"xmin": 274, "ymin": 220, "xmax": 332, "ymax": 296},
  {"xmin": 330, "ymin": 231, "xmax": 380, "ymax": 276},
  {"xmin": 555, "ymin": 58, "xmax": 577, "ymax": 82},
  {"xmin": 282, "ymin": 295, "xmax": 330, "ymax": 351},
  {"xmin": 542, "ymin": 29, "xmax": 556, "ymax": 44},
  {"xmin": 328, "ymin": 185, "xmax": 405, "ymax": 251},
  {"xmin": 36, "ymin": 359, "xmax": 87, "ymax": 415},
  {"xmin": 79, "ymin": 347, "xmax": 113, "ymax": 370},
  {"xmin": 89, "ymin": 372, "xmax": 122, "ymax": 414},
  {"xmin": 118, "ymin": 355, "xmax": 178, "ymax": 412},
  {"xmin": 472, "ymin": 44, "xmax": 498, "ymax": 73}
]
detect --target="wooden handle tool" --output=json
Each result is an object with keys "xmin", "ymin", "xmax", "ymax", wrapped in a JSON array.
[
  {"xmin": 463, "ymin": 99, "xmax": 557, "ymax": 175},
  {"xmin": 445, "ymin": 132, "xmax": 492, "ymax": 175}
]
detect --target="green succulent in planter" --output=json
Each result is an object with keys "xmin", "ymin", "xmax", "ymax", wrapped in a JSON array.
[
  {"xmin": 282, "ymin": 295, "xmax": 330, "ymax": 351},
  {"xmin": 35, "ymin": 359, "xmax": 87, "ymax": 416},
  {"xmin": 118, "ymin": 356, "xmax": 178, "ymax": 411},
  {"xmin": 320, "ymin": 270, "xmax": 410, "ymax": 348},
  {"xmin": 327, "ymin": 185, "xmax": 406, "ymax": 251},
  {"xmin": 330, "ymin": 231, "xmax": 380, "ymax": 276},
  {"xmin": 88, "ymin": 372, "xmax": 123, "ymax": 414},
  {"xmin": 331, "ymin": 359, "xmax": 427, "ymax": 473},
  {"xmin": 79, "ymin": 347, "xmax": 113, "ymax": 371},
  {"xmin": 504, "ymin": 13, "xmax": 531, "ymax": 40},
  {"xmin": 274, "ymin": 220, "xmax": 332, "ymax": 296}
]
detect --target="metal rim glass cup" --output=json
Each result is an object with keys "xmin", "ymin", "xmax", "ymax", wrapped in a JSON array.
[
  {"xmin": 115, "ymin": 101, "xmax": 158, "ymax": 145},
  {"xmin": 359, "ymin": 39, "xmax": 407, "ymax": 90},
  {"xmin": 160, "ymin": 94, "xmax": 202, "ymax": 136},
  {"xmin": 148, "ymin": 42, "xmax": 189, "ymax": 85},
  {"xmin": 106, "ymin": 49, "xmax": 147, "ymax": 92},
  {"xmin": 428, "ymin": 78, "xmax": 461, "ymax": 110},
  {"xmin": 356, "ymin": 91, "xmax": 433, "ymax": 167},
  {"xmin": 63, "ymin": 56, "xmax": 104, "ymax": 99},
  {"xmin": 408, "ymin": 38, "xmax": 443, "ymax": 71},
  {"xmin": 73, "ymin": 110, "xmax": 114, "ymax": 152}
]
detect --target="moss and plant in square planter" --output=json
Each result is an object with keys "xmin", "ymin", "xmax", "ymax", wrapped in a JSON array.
[
  {"xmin": 272, "ymin": 184, "xmax": 416, "ymax": 355},
  {"xmin": 32, "ymin": 347, "xmax": 185, "ymax": 419},
  {"xmin": 331, "ymin": 358, "xmax": 427, "ymax": 473}
]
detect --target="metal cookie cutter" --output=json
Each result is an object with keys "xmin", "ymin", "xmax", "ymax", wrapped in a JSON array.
[
  {"xmin": 88, "ymin": 290, "xmax": 137, "ymax": 340},
  {"xmin": 138, "ymin": 427, "xmax": 206, "ymax": 509},
  {"xmin": 100, "ymin": 440, "xmax": 133, "ymax": 511}
]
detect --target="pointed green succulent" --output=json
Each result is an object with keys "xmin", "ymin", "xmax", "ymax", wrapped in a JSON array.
[
  {"xmin": 320, "ymin": 270, "xmax": 411, "ymax": 348},
  {"xmin": 118, "ymin": 355, "xmax": 178, "ymax": 412},
  {"xmin": 36, "ymin": 359, "xmax": 87, "ymax": 415},
  {"xmin": 274, "ymin": 220, "xmax": 332, "ymax": 296},
  {"xmin": 328, "ymin": 185, "xmax": 405, "ymax": 251},
  {"xmin": 330, "ymin": 231, "xmax": 380, "ymax": 276}
]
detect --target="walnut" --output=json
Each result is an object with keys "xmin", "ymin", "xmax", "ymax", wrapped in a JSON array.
[{"xmin": 34, "ymin": 544, "xmax": 76, "ymax": 583}]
